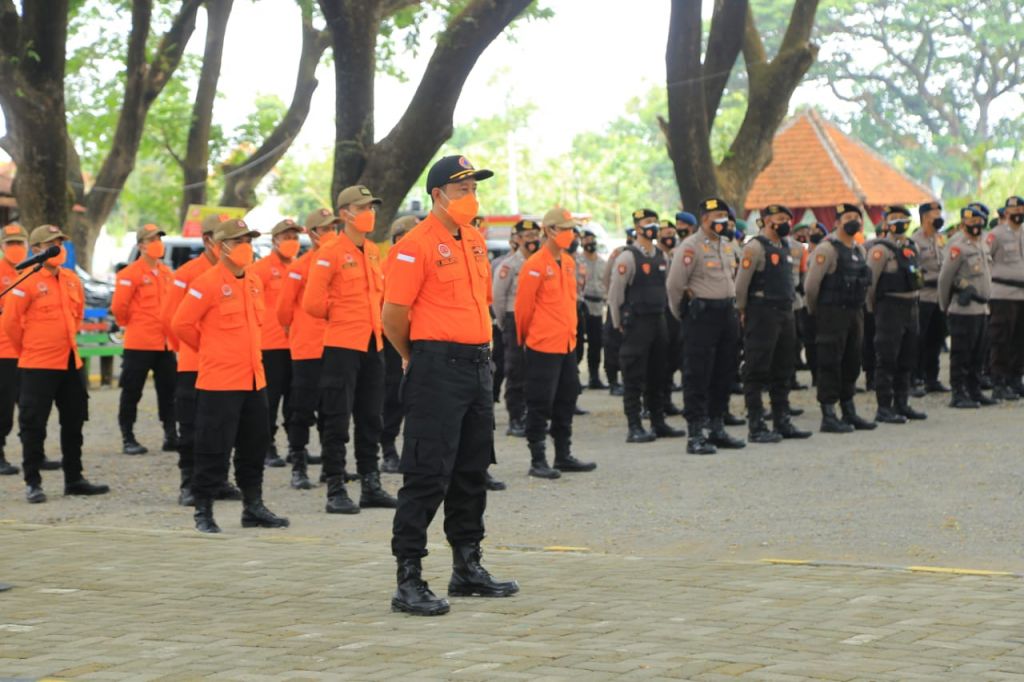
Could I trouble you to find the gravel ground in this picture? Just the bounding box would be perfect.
[2,361,1023,572]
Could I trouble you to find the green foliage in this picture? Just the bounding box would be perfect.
[273,151,334,219]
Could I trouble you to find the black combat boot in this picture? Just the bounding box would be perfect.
[193,497,220,533]
[178,471,195,506]
[820,403,854,433]
[305,449,323,466]
[1010,376,1024,397]
[970,387,998,406]
[686,420,716,455]
[240,487,290,528]
[39,457,62,471]
[265,443,286,468]
[626,416,656,443]
[663,400,682,416]
[909,380,927,398]
[215,481,243,500]
[289,448,313,490]
[747,406,782,444]
[707,417,744,450]
[121,426,147,456]
[992,380,1019,401]
[773,407,812,439]
[553,441,596,472]
[874,393,907,424]
[0,451,19,476]
[325,475,359,514]
[723,411,746,426]
[840,400,876,430]
[447,543,520,598]
[527,442,561,479]
[505,419,526,438]
[609,382,624,396]
[925,379,950,393]
[485,471,507,491]
[25,485,46,504]
[380,442,400,473]
[949,385,980,409]
[391,558,449,616]
[161,422,179,452]
[360,471,398,508]
[64,478,110,496]
[587,377,608,390]
[651,413,685,438]
[895,393,927,420]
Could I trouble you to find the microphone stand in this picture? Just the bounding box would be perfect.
[0,262,44,301]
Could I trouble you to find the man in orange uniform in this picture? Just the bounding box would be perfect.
[515,208,597,480]
[249,219,302,471]
[277,208,335,487]
[383,156,518,616]
[0,224,29,476]
[3,225,109,503]
[303,185,396,513]
[172,219,289,534]
[163,215,240,506]
[110,224,177,455]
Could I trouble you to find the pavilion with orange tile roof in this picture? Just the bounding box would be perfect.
[745,109,936,230]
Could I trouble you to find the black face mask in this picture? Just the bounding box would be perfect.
[967,223,984,237]
[566,240,579,255]
[890,220,910,235]
[640,226,658,241]
[659,236,677,250]
[1011,214,1024,226]
[810,233,824,245]
[676,229,689,241]
[711,219,729,235]
[775,221,791,238]
[625,238,634,246]
[796,236,808,244]
[932,217,945,230]
[523,240,540,254]
[583,242,597,253]
[842,220,862,236]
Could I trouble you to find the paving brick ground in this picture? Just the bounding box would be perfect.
[2,522,1024,680]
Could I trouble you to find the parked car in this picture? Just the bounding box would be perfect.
[75,265,115,309]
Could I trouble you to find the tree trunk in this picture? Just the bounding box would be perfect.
[219,6,329,209]
[348,0,535,240]
[0,0,70,230]
[180,0,234,223]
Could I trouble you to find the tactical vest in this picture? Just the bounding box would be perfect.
[874,240,923,298]
[819,241,871,308]
[748,236,795,306]
[623,246,667,316]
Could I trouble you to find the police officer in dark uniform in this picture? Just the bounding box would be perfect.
[866,206,927,423]
[734,205,812,442]
[804,204,876,433]
[606,209,685,443]
[665,198,745,454]
[656,220,683,416]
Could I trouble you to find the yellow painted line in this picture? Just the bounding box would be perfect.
[761,558,810,565]
[542,545,590,553]
[907,565,1016,577]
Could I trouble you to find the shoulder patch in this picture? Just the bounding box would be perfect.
[316,259,330,267]
[118,279,133,286]
[499,265,509,279]
[528,270,541,278]
[617,263,627,275]
[396,252,416,264]
[741,257,752,269]
[816,253,826,264]
[288,272,303,280]
[987,232,997,244]
[11,288,24,297]
[872,249,883,260]
[173,279,187,289]
[950,247,961,260]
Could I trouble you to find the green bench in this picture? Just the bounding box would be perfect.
[77,331,122,387]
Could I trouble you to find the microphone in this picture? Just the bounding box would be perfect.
[15,245,61,271]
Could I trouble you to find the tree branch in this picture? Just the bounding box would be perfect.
[702,0,747,129]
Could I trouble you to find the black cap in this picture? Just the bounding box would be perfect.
[631,208,659,223]
[835,203,861,218]
[884,205,911,218]
[1006,196,1024,208]
[966,201,990,217]
[513,219,540,233]
[425,155,494,194]
[675,211,696,226]
[918,200,942,216]
[698,197,730,216]
[763,204,793,219]
[961,206,985,221]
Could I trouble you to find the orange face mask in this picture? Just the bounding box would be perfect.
[226,242,253,269]
[3,243,26,264]
[441,191,479,226]
[351,210,375,234]
[277,239,300,259]
[47,245,67,268]
[144,240,165,260]
[554,230,576,250]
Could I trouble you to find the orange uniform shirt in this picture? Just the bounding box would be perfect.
[302,232,384,352]
[249,251,291,351]
[163,253,215,373]
[276,250,326,360]
[170,262,266,391]
[514,247,578,354]
[2,266,84,370]
[0,257,20,359]
[384,214,492,345]
[110,256,173,351]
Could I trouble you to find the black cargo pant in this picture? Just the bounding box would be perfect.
[815,305,863,404]
[286,357,324,455]
[381,339,405,451]
[796,307,817,379]
[193,389,269,500]
[662,307,683,404]
[174,371,198,488]
[916,300,945,384]
[501,313,526,424]
[949,313,986,393]
[583,309,604,383]
[873,297,919,401]
[392,341,494,560]
[19,353,88,488]
[988,300,1024,383]
[742,302,796,413]
[320,343,384,478]
[681,300,739,423]
[575,302,586,364]
[262,348,292,445]
[862,308,876,383]
[620,313,667,422]
[0,358,17,456]
[603,312,623,386]
[524,348,578,448]
[117,348,176,434]
[491,320,505,403]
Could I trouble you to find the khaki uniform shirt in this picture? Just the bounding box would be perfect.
[910,228,944,304]
[986,223,1024,301]
[492,250,525,329]
[938,236,991,315]
[665,231,737,320]
[577,253,607,317]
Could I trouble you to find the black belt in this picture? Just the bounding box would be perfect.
[694,297,735,310]
[412,340,491,363]
[583,295,605,303]
[922,281,938,289]
[748,297,792,311]
[879,296,917,304]
[992,277,1024,289]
